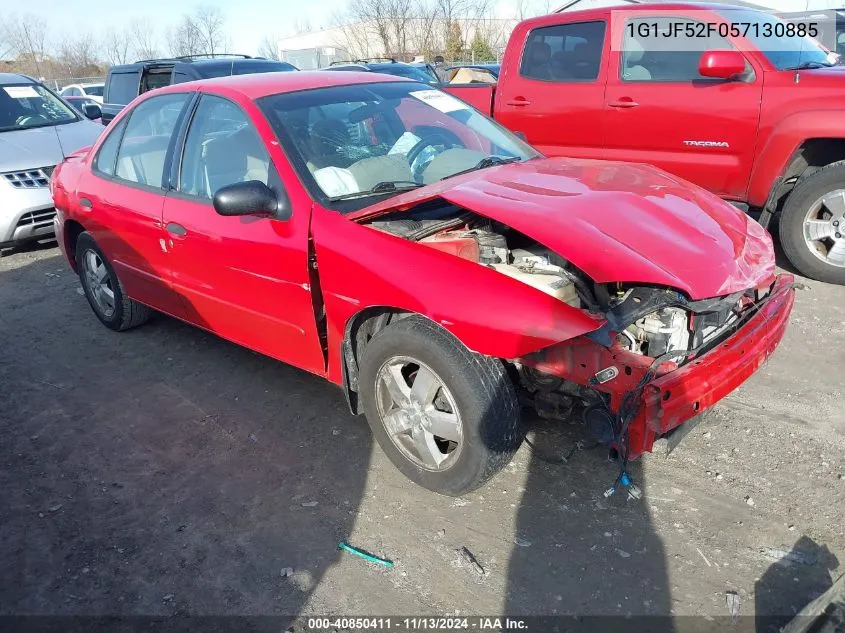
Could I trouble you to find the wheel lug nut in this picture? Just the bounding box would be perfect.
[834,220,840,227]
[837,232,843,238]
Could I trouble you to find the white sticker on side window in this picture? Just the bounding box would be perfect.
[410,90,467,114]
[4,86,39,99]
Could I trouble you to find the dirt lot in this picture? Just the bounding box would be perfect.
[1,241,844,630]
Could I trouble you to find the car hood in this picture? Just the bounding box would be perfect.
[0,120,101,173]
[352,157,775,300]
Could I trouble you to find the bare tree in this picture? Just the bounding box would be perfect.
[193,5,230,55]
[330,10,374,60]
[58,33,101,76]
[2,13,49,77]
[408,0,441,60]
[167,15,203,57]
[257,34,281,60]
[104,27,133,65]
[131,18,160,60]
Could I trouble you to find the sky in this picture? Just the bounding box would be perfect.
[15,0,519,57]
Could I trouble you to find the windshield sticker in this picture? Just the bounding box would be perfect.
[410,90,467,114]
[4,86,39,99]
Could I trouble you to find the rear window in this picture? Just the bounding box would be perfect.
[520,21,606,82]
[106,72,140,105]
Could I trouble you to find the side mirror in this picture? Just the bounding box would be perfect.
[213,180,292,220]
[513,131,528,142]
[81,103,102,120]
[698,50,746,80]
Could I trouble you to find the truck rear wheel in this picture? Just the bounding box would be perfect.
[779,161,845,285]
[357,315,524,496]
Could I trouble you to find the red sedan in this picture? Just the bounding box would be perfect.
[51,71,794,495]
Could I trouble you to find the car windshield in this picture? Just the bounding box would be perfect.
[0,83,79,132]
[85,85,104,97]
[258,81,539,211]
[719,9,833,69]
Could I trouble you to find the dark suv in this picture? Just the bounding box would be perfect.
[324,58,440,85]
[101,54,297,125]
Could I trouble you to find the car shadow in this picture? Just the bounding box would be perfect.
[0,251,371,625]
[503,409,674,627]
[755,536,839,633]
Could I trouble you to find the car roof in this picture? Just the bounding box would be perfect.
[0,73,35,84]
[524,1,760,23]
[155,70,408,100]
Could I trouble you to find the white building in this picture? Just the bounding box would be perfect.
[277,18,517,70]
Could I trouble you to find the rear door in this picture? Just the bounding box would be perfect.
[160,94,326,375]
[75,92,193,317]
[602,14,763,198]
[494,19,608,158]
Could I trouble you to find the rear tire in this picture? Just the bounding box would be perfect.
[358,315,523,496]
[779,161,845,285]
[75,231,151,331]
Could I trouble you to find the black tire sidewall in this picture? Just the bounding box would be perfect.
[358,316,522,496]
[75,232,126,331]
[779,164,845,285]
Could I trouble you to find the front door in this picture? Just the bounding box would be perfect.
[161,94,326,375]
[495,19,608,159]
[602,15,763,199]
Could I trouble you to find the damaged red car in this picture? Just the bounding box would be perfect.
[51,72,795,495]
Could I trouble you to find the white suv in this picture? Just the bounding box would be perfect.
[60,82,105,104]
[1,74,102,250]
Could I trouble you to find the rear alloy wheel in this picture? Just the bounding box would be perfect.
[358,315,523,496]
[780,162,845,285]
[75,231,151,331]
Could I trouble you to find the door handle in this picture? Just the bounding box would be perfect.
[608,98,639,108]
[505,98,531,106]
[166,222,187,236]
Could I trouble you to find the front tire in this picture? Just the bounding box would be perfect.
[75,232,151,331]
[358,315,523,496]
[779,161,845,285]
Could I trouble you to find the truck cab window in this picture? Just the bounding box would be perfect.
[520,21,606,82]
[622,18,735,82]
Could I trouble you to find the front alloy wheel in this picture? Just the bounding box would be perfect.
[375,356,463,471]
[358,315,524,496]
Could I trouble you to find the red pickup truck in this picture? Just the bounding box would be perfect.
[445,3,845,285]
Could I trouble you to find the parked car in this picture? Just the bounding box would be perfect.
[325,59,441,84]
[51,72,794,495]
[100,54,298,125]
[443,3,845,285]
[60,82,105,104]
[1,73,102,250]
[443,63,500,84]
[63,95,103,123]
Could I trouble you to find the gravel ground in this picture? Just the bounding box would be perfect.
[1,241,843,630]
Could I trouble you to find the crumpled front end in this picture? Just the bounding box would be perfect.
[518,274,795,459]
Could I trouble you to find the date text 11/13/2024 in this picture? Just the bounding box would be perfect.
[306,617,529,630]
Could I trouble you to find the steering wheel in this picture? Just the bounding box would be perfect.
[407,130,465,181]
[16,115,49,126]
[406,130,459,164]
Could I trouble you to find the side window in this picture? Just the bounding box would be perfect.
[67,87,80,97]
[105,72,140,105]
[622,18,734,82]
[520,21,606,82]
[115,93,189,188]
[179,95,271,200]
[94,118,128,176]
